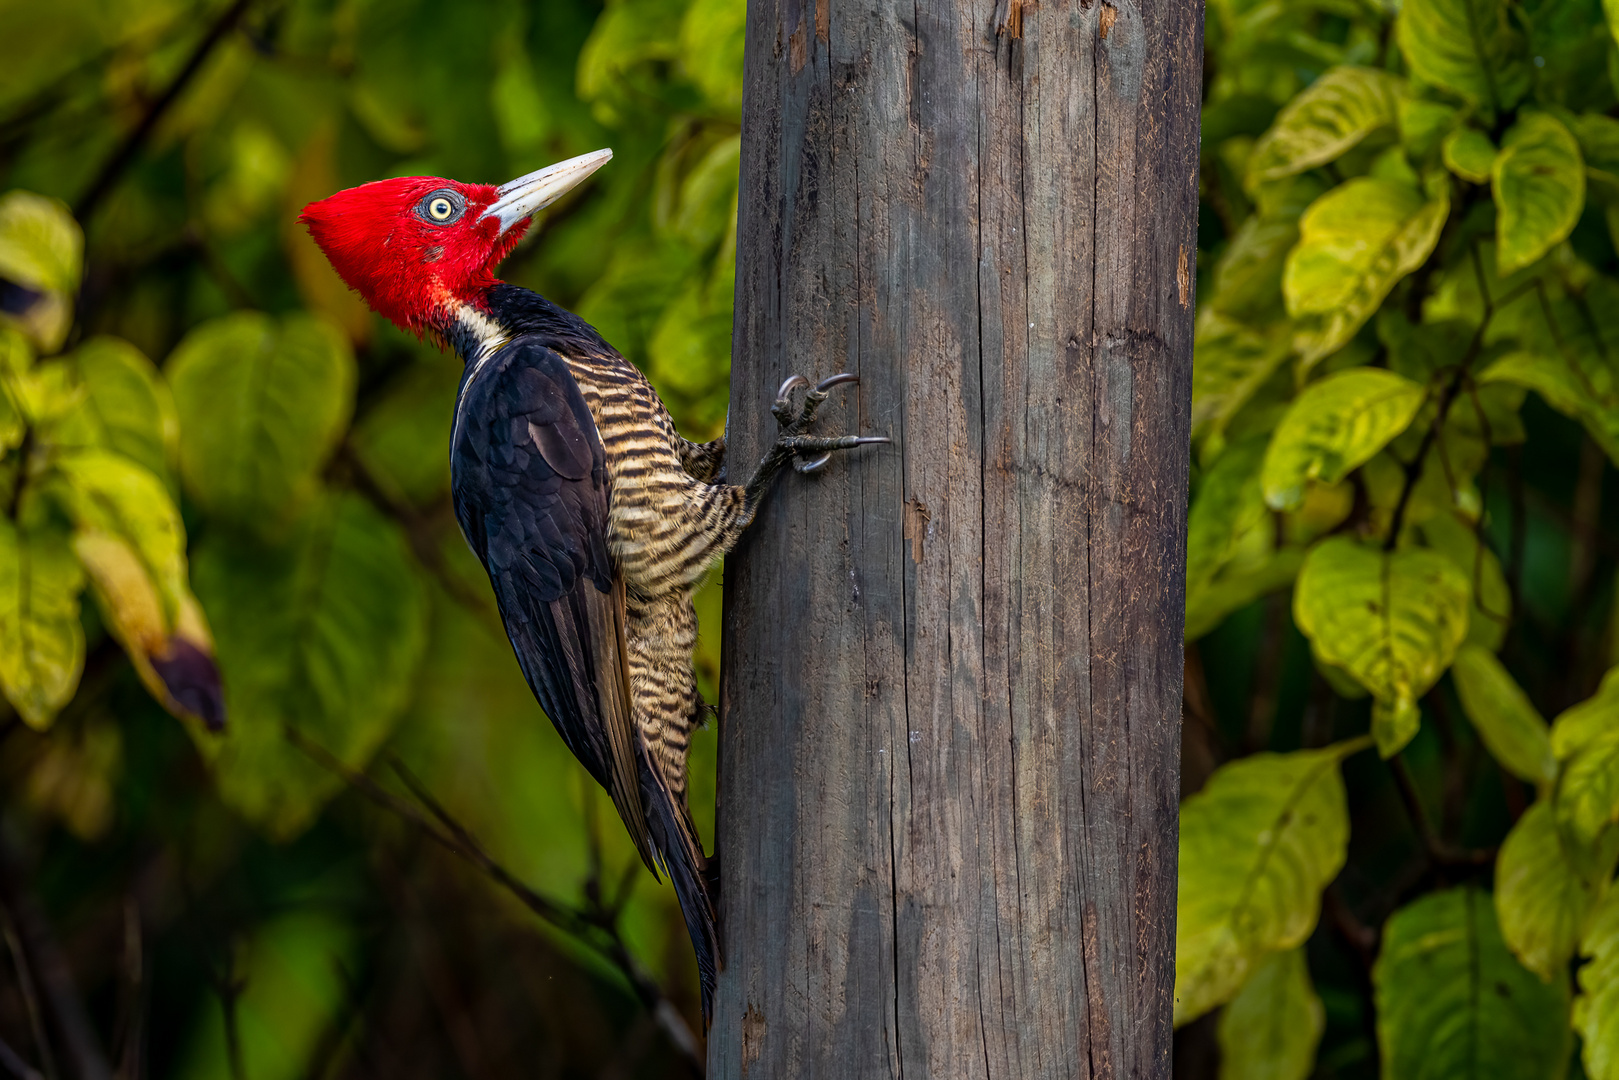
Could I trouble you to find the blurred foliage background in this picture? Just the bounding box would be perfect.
[9,0,1619,1075]
[0,0,742,1075]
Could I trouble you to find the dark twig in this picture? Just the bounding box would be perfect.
[0,1035,42,1080]
[1388,756,1496,868]
[74,0,256,221]
[283,730,704,1074]
[111,899,145,1080]
[0,838,108,1080]
[1,914,54,1080]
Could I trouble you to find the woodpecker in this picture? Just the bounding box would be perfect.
[300,149,884,1021]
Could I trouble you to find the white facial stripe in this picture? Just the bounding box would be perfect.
[449,302,510,453]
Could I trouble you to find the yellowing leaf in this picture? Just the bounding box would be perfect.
[167,312,356,533]
[1421,511,1512,651]
[1552,667,1619,761]
[1443,128,1498,183]
[1494,112,1585,275]
[1283,179,1449,366]
[1452,645,1555,785]
[1216,947,1324,1080]
[0,190,82,352]
[1396,0,1530,115]
[1577,885,1619,1080]
[1496,801,1610,981]
[1175,742,1360,1025]
[0,519,84,730]
[1192,309,1293,447]
[1558,730,1619,847]
[1294,538,1471,755]
[1245,67,1404,186]
[1376,887,1570,1080]
[71,336,179,489]
[1261,368,1426,511]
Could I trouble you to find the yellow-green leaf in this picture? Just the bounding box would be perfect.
[71,336,179,489]
[1294,538,1471,755]
[1576,885,1619,1080]
[0,190,82,353]
[1175,742,1360,1025]
[1452,644,1555,785]
[1396,0,1530,115]
[1558,730,1619,847]
[167,312,356,532]
[0,518,84,730]
[1376,887,1570,1080]
[1283,178,1449,366]
[1552,667,1619,760]
[1192,309,1294,447]
[1494,112,1586,276]
[1496,801,1610,981]
[1421,511,1513,651]
[1246,67,1405,187]
[1261,368,1426,511]
[1216,947,1324,1080]
[1443,128,1498,183]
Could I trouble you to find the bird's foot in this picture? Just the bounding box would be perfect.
[771,374,889,473]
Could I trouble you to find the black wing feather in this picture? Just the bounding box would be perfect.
[450,338,654,872]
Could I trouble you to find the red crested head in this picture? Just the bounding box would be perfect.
[299,149,613,334]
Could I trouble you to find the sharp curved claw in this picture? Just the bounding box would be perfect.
[851,436,890,446]
[815,373,860,394]
[777,375,811,400]
[794,453,834,474]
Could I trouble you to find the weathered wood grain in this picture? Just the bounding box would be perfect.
[711,0,1200,1072]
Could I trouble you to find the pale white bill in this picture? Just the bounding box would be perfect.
[482,148,613,233]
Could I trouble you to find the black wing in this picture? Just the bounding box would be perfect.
[450,337,654,871]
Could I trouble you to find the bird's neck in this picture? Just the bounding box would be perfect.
[435,281,616,367]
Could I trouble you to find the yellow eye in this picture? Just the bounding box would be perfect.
[428,196,454,221]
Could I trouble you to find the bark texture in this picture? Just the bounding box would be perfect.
[711,0,1201,1072]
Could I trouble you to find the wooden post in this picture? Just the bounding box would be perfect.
[712,0,1200,1071]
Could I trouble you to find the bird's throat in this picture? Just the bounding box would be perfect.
[441,298,510,367]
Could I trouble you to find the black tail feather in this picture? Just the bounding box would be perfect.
[642,769,720,1026]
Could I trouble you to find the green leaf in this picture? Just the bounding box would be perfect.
[1551,667,1619,761]
[1261,368,1427,511]
[167,312,356,532]
[1185,548,1306,641]
[191,493,427,839]
[70,336,178,489]
[1399,98,1461,159]
[1494,112,1586,275]
[1558,729,1619,847]
[1189,439,1270,589]
[1192,309,1294,447]
[1481,350,1619,464]
[48,450,185,613]
[1443,128,1498,183]
[1294,538,1471,755]
[349,354,460,508]
[1175,742,1360,1025]
[1576,885,1619,1080]
[0,189,81,352]
[1283,178,1449,366]
[1216,947,1324,1080]
[1245,67,1405,186]
[0,518,84,730]
[1396,0,1530,114]
[1496,801,1609,981]
[1452,644,1555,785]
[678,0,747,115]
[1211,215,1300,320]
[1376,887,1570,1080]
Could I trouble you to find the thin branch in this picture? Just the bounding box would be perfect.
[1,914,54,1080]
[0,836,108,1080]
[1387,756,1496,868]
[0,1035,42,1080]
[74,0,256,221]
[284,729,705,1074]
